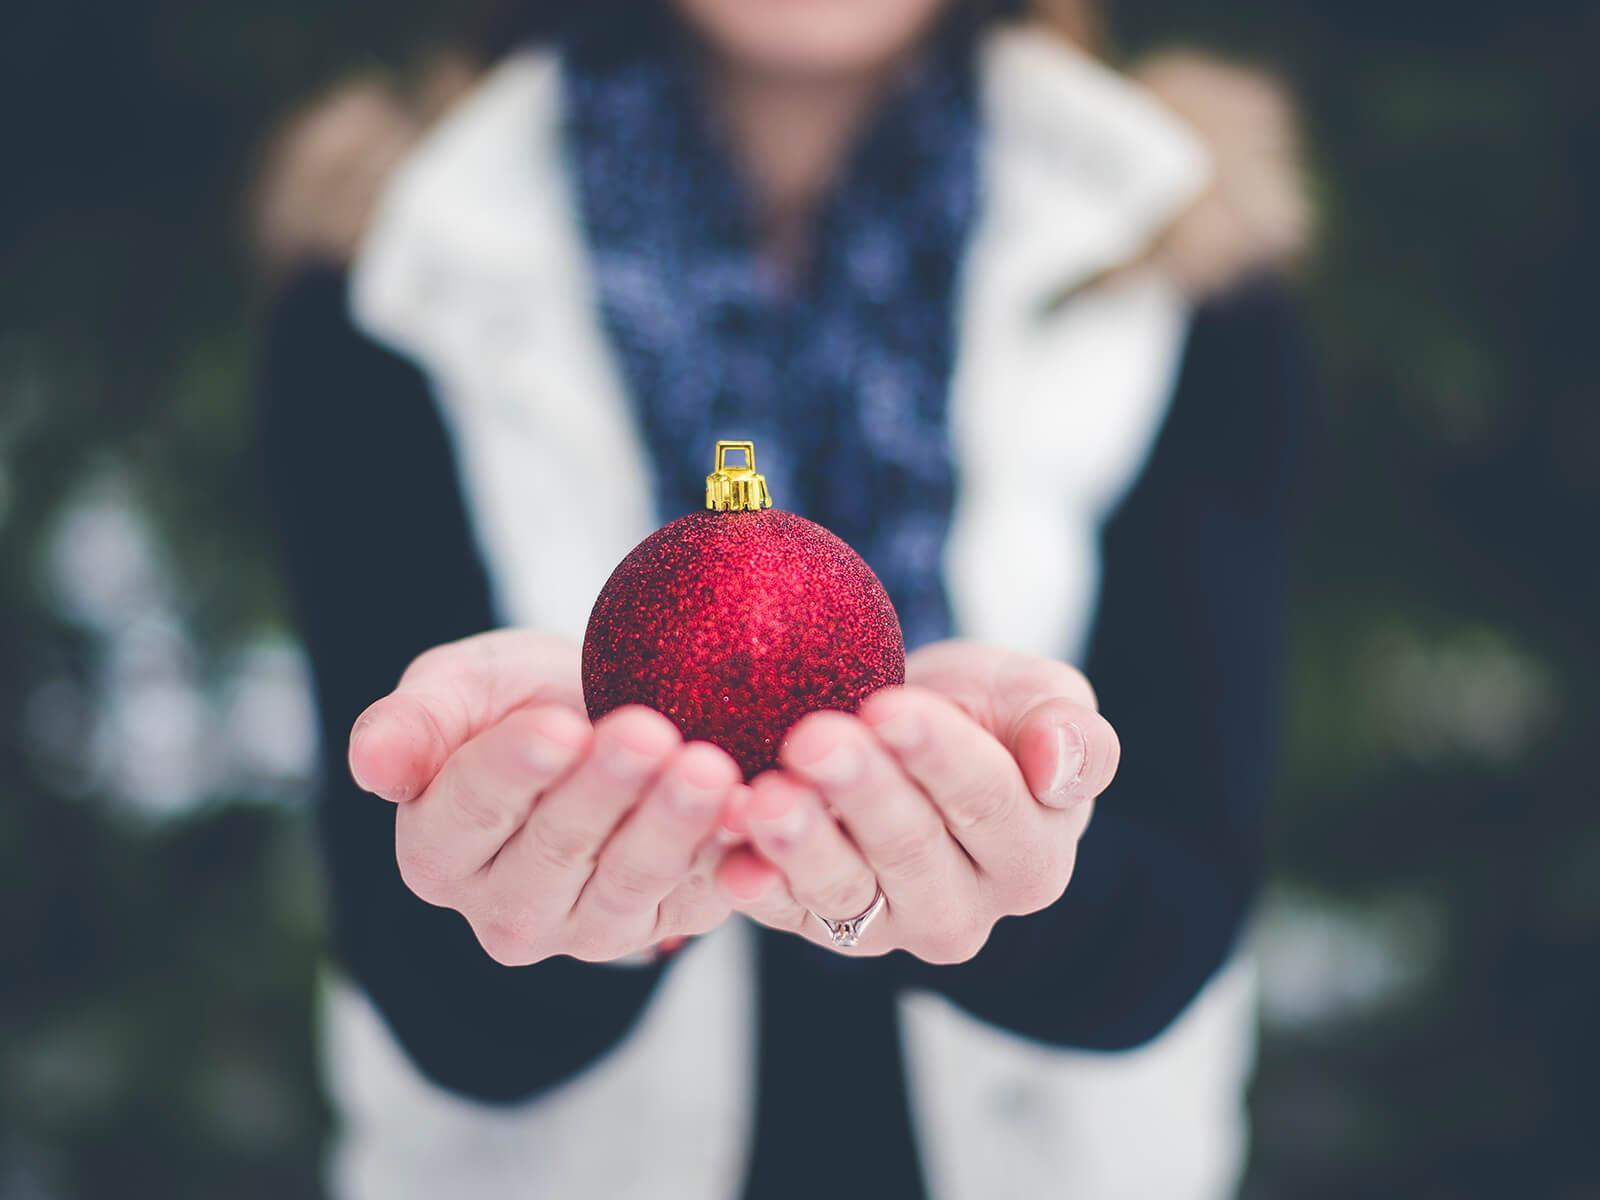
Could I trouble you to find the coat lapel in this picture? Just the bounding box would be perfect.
[946,30,1207,661]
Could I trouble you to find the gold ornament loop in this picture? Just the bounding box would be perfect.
[705,440,773,512]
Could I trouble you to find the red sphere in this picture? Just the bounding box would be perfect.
[582,509,905,779]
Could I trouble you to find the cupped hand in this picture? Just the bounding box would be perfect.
[716,640,1120,963]
[347,630,744,966]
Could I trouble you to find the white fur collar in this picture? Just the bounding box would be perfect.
[972,28,1209,310]
[352,27,1210,355]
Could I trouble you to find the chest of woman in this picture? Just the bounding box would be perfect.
[350,39,1207,663]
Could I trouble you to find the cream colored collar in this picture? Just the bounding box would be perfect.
[257,27,1310,300]
[349,27,1212,316]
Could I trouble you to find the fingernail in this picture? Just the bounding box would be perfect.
[348,711,399,799]
[1046,722,1087,805]
[750,789,808,846]
[525,729,579,773]
[599,740,657,781]
[352,708,382,741]
[669,774,723,817]
[349,709,386,765]
[867,704,923,752]
[791,741,861,786]
[719,786,751,839]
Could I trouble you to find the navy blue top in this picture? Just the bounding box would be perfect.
[259,266,1306,1197]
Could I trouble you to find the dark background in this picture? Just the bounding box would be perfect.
[2,1,1596,1196]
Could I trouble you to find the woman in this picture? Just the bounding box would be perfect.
[256,1,1310,1196]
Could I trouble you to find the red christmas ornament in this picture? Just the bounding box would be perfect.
[583,440,905,779]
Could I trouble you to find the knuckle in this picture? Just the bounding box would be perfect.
[590,862,672,917]
[610,858,675,901]
[1059,665,1097,710]
[1011,661,1096,713]
[1006,846,1076,915]
[954,927,991,963]
[661,871,713,915]
[584,887,638,920]
[947,778,1015,834]
[875,825,945,879]
[921,922,989,965]
[525,819,596,875]
[566,929,632,963]
[1009,874,1061,916]
[473,913,539,966]
[404,635,486,684]
[395,846,455,904]
[449,776,517,836]
[814,871,875,919]
[661,890,726,938]
[412,645,451,679]
[399,645,447,685]
[1029,661,1096,710]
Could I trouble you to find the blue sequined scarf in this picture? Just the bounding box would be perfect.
[563,29,979,651]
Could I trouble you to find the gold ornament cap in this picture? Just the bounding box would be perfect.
[705,440,772,512]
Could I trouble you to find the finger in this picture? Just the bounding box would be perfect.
[658,872,735,940]
[658,783,751,937]
[857,686,1042,863]
[905,642,1097,732]
[394,704,589,901]
[1007,700,1120,810]
[779,712,974,915]
[714,848,855,952]
[716,782,752,844]
[717,846,892,956]
[659,800,747,940]
[350,630,583,802]
[744,773,879,924]
[487,706,681,915]
[904,643,1115,808]
[695,780,752,876]
[577,742,740,926]
[716,845,788,907]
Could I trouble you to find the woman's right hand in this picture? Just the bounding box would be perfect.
[347,630,743,966]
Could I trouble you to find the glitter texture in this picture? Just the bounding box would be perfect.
[582,510,906,779]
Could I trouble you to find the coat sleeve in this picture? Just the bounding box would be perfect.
[256,268,671,1103]
[888,283,1309,1048]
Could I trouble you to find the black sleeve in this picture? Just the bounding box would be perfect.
[890,283,1308,1048]
[257,269,669,1103]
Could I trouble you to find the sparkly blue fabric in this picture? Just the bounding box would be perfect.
[562,34,980,651]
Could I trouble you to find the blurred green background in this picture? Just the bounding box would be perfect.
[2,1,1596,1196]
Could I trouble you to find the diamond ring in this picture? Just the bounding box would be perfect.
[810,885,886,949]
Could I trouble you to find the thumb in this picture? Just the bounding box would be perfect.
[1006,698,1120,809]
[348,630,583,802]
[907,642,1117,808]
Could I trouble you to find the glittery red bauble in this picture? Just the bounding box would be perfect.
[582,509,905,779]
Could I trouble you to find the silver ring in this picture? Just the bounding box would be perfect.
[810,885,886,949]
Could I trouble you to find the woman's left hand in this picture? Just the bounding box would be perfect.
[715,641,1120,963]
